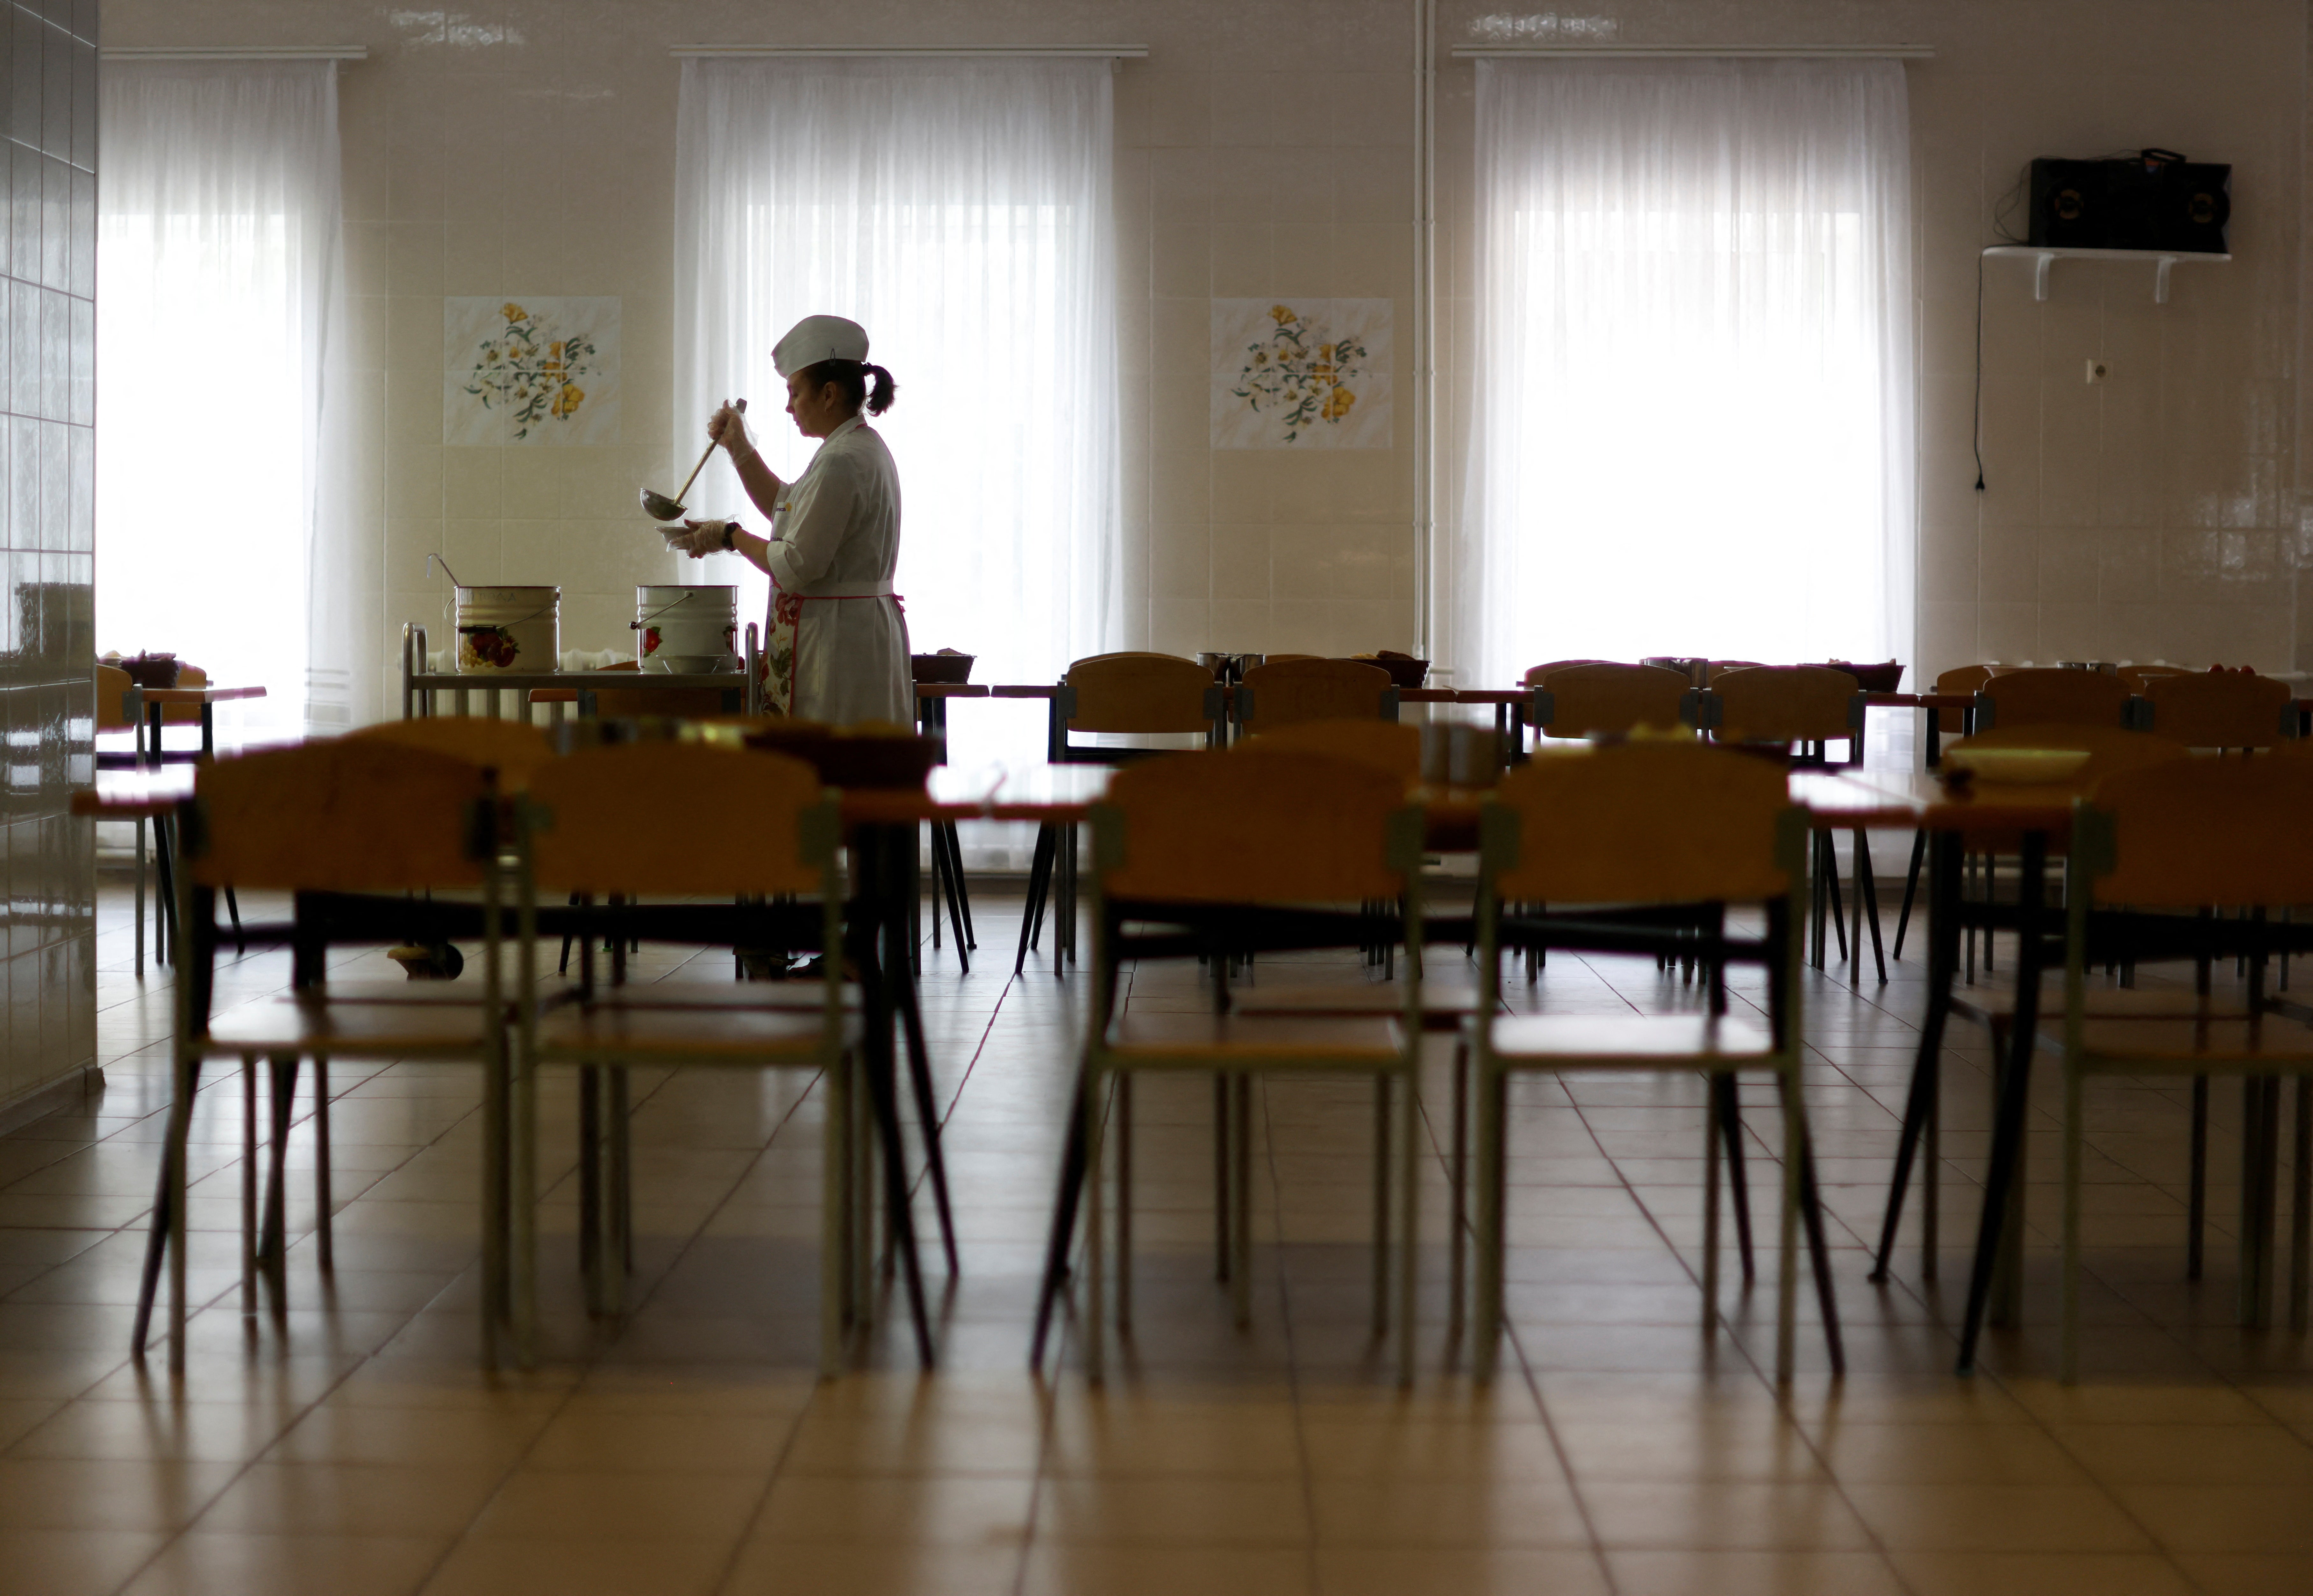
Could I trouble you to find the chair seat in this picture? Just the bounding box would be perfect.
[2051,1015,2313,1069]
[1105,1012,1403,1064]
[203,993,497,1056]
[1482,1012,1777,1066]
[1956,984,2255,1027]
[1234,982,1489,1032]
[555,980,863,1012]
[532,995,857,1063]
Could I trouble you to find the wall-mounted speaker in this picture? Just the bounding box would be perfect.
[2027,151,2230,253]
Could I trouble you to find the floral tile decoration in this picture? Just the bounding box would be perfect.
[442,296,622,446]
[1210,298,1392,449]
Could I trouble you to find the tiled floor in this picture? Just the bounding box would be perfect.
[0,870,2307,1594]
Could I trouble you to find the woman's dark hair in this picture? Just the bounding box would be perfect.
[797,358,897,417]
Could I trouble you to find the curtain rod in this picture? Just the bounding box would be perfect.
[672,46,1148,59]
[102,46,371,61]
[1453,45,1932,60]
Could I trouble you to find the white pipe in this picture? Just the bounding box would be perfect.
[671,46,1149,59]
[102,46,370,61]
[1452,45,1933,59]
[1412,0,1437,661]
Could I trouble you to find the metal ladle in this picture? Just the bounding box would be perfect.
[640,398,746,523]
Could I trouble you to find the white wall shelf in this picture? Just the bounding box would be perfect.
[1982,245,2229,305]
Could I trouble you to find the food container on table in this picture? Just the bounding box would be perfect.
[1824,660,1907,692]
[911,650,976,684]
[1344,652,1430,689]
[455,586,560,673]
[634,585,739,674]
[116,651,181,689]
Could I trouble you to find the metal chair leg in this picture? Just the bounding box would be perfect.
[1890,828,1926,960]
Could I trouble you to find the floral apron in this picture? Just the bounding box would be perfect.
[761,581,902,717]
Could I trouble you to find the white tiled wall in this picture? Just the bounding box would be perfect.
[103,0,2313,707]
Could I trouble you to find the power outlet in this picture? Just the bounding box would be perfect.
[2085,359,2111,384]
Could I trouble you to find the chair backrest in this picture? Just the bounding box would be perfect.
[189,740,489,892]
[1098,749,1413,904]
[583,660,731,720]
[347,717,558,788]
[1530,662,1690,738]
[2081,756,2313,908]
[1521,658,1610,687]
[95,664,134,733]
[525,743,828,897]
[1239,719,1420,784]
[1062,653,1219,736]
[1706,666,1858,745]
[1944,723,2188,784]
[1933,664,1993,734]
[2136,672,2294,750]
[2116,663,2194,693]
[161,663,208,726]
[1485,742,1795,906]
[1975,667,2131,731]
[1236,658,1395,732]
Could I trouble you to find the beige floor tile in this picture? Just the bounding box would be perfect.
[1886,1550,2198,1596]
[1308,1474,1591,1548]
[2173,1553,2313,1594]
[1313,1546,1611,1596]
[265,1401,552,1469]
[1020,1543,1312,1596]
[0,1528,169,1596]
[1810,1420,2090,1485]
[467,1469,767,1542]
[417,1533,736,1596]
[2108,1484,2313,1554]
[0,1457,239,1532]
[2050,1421,2313,1484]
[5,1399,295,1464]
[2002,1380,2275,1426]
[717,1539,1021,1595]
[1046,1398,1301,1477]
[1036,1474,1310,1546]
[194,1462,507,1537]
[1605,1549,1910,1596]
[1552,1413,1826,1482]
[1839,1483,2153,1553]
[524,1408,789,1475]
[1579,1482,1876,1550]
[752,1472,1035,1547]
[119,1531,450,1596]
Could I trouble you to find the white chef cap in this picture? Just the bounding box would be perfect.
[772,314,870,377]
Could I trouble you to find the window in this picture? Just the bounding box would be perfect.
[1449,59,1914,685]
[97,61,349,738]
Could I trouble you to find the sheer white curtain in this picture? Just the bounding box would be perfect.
[97,62,354,738]
[1448,59,1914,686]
[674,57,1119,819]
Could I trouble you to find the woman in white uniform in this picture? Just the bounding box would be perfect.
[665,314,913,726]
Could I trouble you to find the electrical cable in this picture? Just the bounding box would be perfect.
[1972,250,1986,491]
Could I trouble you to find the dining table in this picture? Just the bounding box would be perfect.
[134,683,268,764]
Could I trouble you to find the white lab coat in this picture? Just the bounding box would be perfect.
[763,414,912,726]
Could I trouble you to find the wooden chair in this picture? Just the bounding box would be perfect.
[511,741,895,1376]
[580,659,731,719]
[1974,667,2133,732]
[1233,658,1397,735]
[1470,741,1836,1383]
[1867,724,2197,1285]
[1701,666,1882,980]
[96,664,162,972]
[1523,658,1610,685]
[2116,663,2196,694]
[347,715,559,786]
[2135,672,2295,751]
[1931,663,1993,740]
[1238,719,1420,783]
[138,740,513,1374]
[1017,653,1228,976]
[1526,662,1695,741]
[2056,756,2313,1378]
[1049,749,1426,1382]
